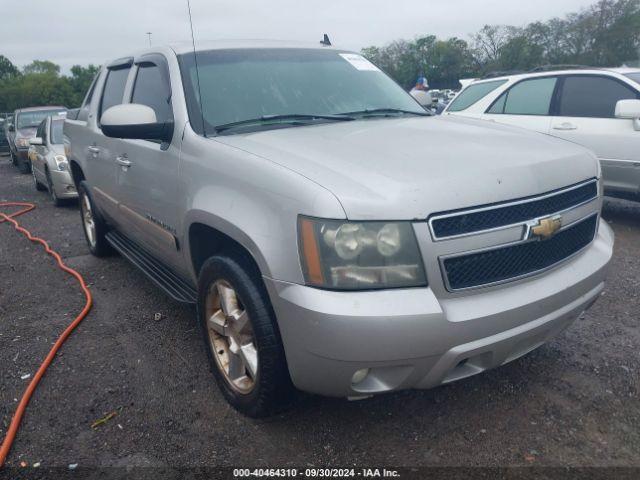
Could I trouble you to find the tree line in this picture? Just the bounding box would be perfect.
[362,0,640,90]
[0,58,98,113]
[0,0,638,111]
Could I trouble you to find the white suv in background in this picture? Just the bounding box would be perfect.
[443,68,640,201]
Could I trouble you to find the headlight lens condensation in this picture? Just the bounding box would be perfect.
[298,217,427,290]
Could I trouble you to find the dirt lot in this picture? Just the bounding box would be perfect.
[1,155,639,473]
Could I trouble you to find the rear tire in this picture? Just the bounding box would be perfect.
[78,180,112,257]
[197,254,295,417]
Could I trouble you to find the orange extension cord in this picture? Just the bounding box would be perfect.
[0,202,93,468]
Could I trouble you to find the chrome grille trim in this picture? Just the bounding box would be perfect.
[439,213,599,292]
[428,178,599,241]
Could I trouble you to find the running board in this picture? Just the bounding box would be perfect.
[105,230,197,304]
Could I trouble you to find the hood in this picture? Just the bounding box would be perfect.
[216,115,598,220]
[16,128,37,139]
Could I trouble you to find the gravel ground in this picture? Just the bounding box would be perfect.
[1,155,639,473]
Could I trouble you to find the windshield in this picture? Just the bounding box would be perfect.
[447,80,508,112]
[178,48,425,135]
[17,109,66,129]
[624,72,640,86]
[50,120,64,144]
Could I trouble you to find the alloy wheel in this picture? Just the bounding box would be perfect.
[80,192,97,248]
[205,280,258,394]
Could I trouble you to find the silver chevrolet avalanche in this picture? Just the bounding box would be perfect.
[64,41,614,417]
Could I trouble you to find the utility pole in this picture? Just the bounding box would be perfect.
[146,32,152,47]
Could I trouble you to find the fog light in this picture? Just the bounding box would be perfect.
[351,368,370,385]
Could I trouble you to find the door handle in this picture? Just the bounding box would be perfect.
[88,146,100,154]
[553,122,578,131]
[116,155,132,168]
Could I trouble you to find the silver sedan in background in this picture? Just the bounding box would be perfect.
[29,116,77,205]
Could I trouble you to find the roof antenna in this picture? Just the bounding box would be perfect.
[187,0,206,137]
[320,34,331,46]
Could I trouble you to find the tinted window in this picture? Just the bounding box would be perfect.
[78,72,101,121]
[489,77,557,115]
[36,120,46,141]
[100,67,130,118]
[131,64,172,123]
[447,80,508,112]
[559,76,638,118]
[50,120,64,144]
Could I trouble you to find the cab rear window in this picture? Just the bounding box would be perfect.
[447,80,507,112]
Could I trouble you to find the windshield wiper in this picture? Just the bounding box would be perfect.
[213,114,355,134]
[340,108,431,117]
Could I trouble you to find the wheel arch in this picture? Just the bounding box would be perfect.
[186,211,271,282]
[69,160,85,188]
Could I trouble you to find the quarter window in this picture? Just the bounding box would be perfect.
[488,77,557,116]
[447,80,507,112]
[100,67,131,119]
[558,76,638,118]
[131,63,172,123]
[78,72,101,122]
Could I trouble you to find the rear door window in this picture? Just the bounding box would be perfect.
[447,80,507,112]
[558,75,639,118]
[99,67,131,119]
[488,77,557,116]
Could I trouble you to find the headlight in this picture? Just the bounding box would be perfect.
[54,154,68,171]
[17,138,30,147]
[298,217,427,290]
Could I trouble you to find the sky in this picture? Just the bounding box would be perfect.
[2,0,597,73]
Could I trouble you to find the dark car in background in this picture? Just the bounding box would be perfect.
[9,106,67,173]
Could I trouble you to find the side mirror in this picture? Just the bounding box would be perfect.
[101,104,173,142]
[411,90,434,108]
[615,99,640,130]
[8,124,15,132]
[29,137,43,146]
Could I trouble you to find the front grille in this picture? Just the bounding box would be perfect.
[443,214,598,291]
[430,180,598,239]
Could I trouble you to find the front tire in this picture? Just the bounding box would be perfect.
[78,180,112,256]
[16,154,30,174]
[197,254,294,417]
[46,169,65,206]
[32,164,46,191]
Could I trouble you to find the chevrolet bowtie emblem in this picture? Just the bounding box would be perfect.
[531,216,562,240]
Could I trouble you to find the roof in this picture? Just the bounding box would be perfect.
[473,67,640,84]
[169,39,343,55]
[609,67,640,74]
[15,106,66,114]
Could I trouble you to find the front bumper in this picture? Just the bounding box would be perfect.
[265,220,614,397]
[49,169,78,198]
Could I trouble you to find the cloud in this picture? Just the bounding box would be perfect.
[2,0,596,72]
